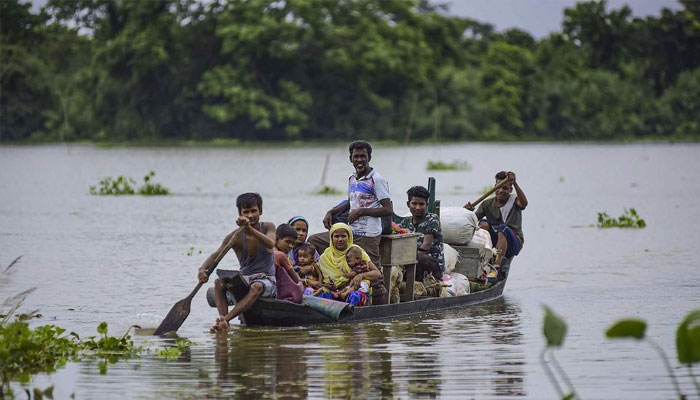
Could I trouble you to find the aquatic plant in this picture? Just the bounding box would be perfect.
[0,257,173,397]
[540,306,578,400]
[314,185,343,195]
[90,171,170,196]
[597,208,646,228]
[90,176,136,195]
[540,306,700,399]
[0,318,143,395]
[156,339,196,361]
[186,246,202,256]
[605,319,685,398]
[138,171,170,195]
[426,160,471,171]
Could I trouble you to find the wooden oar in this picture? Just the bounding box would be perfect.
[153,228,243,335]
[463,177,512,209]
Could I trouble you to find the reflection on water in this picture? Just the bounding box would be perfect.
[171,297,527,399]
[3,143,698,398]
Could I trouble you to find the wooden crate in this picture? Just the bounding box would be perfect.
[450,243,488,280]
[379,233,419,266]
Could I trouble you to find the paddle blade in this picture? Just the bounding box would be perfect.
[153,297,192,335]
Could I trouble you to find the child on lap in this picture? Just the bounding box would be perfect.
[340,246,371,306]
[294,243,324,296]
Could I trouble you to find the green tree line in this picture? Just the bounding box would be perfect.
[1,0,698,142]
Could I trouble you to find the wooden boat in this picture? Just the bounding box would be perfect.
[205,176,509,327]
[207,269,507,327]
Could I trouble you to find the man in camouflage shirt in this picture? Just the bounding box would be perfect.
[399,186,444,280]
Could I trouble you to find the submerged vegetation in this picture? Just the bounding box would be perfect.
[426,160,471,171]
[2,0,699,143]
[541,306,700,399]
[0,256,190,397]
[597,208,646,228]
[90,171,170,196]
[314,185,344,195]
[90,176,136,195]
[0,319,139,395]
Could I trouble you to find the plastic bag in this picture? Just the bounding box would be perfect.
[442,272,470,297]
[440,207,479,245]
[443,243,460,274]
[470,228,497,265]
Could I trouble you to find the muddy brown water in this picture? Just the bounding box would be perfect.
[1,143,698,399]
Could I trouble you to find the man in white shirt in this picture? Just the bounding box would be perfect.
[309,140,393,282]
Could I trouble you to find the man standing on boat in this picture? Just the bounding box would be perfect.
[465,171,527,280]
[309,140,393,271]
[199,192,277,332]
[399,185,445,280]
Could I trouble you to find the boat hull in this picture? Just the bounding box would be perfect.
[219,271,506,327]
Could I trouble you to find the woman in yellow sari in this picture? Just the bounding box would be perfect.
[318,223,384,305]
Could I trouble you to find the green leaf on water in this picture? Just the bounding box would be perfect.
[677,309,700,364]
[543,306,567,347]
[98,360,107,375]
[606,319,646,339]
[97,321,108,335]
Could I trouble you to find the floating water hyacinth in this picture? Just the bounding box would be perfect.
[426,160,471,171]
[597,208,646,228]
[90,171,170,196]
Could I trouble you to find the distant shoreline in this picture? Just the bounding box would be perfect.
[1,137,698,148]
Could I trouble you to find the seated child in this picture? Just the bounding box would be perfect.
[340,246,372,306]
[295,243,324,296]
[273,224,303,303]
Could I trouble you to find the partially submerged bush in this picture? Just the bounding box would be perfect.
[597,208,646,228]
[314,185,343,195]
[426,160,471,171]
[90,171,169,196]
[90,176,136,195]
[0,320,140,395]
[138,171,170,195]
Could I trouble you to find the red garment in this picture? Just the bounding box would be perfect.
[274,250,303,303]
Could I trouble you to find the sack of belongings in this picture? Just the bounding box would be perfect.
[440,207,479,245]
[442,272,470,297]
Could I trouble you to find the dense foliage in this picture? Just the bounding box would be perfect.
[1,0,698,142]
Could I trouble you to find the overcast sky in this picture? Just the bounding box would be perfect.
[445,0,681,38]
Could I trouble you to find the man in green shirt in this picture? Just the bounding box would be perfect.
[465,171,528,279]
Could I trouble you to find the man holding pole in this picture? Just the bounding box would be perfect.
[464,171,527,279]
[199,192,277,332]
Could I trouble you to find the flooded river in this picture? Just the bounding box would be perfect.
[1,143,698,399]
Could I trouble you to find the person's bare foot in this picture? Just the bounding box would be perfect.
[210,316,229,333]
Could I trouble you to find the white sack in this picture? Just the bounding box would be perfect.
[443,243,460,274]
[469,228,497,268]
[440,207,479,245]
[443,272,470,297]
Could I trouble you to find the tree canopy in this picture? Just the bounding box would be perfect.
[1,0,698,142]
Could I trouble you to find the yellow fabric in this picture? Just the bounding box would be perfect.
[318,223,370,288]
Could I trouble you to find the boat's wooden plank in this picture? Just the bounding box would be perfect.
[220,268,506,327]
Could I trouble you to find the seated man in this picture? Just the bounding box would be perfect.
[465,171,527,279]
[198,192,277,332]
[398,186,444,280]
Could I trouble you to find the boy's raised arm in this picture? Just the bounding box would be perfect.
[246,221,276,250]
[509,171,528,209]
